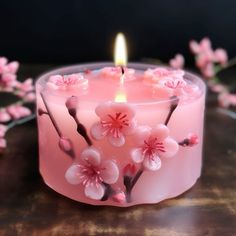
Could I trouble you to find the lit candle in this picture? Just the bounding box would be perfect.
[36,33,206,206]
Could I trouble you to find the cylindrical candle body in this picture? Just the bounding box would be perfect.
[36,63,206,207]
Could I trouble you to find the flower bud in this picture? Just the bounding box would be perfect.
[112,191,126,204]
[188,133,199,146]
[123,163,136,177]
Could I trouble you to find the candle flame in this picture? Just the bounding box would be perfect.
[114,89,127,102]
[114,33,127,66]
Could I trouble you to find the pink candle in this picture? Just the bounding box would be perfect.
[36,62,206,207]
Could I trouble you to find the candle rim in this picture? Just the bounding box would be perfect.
[35,62,206,106]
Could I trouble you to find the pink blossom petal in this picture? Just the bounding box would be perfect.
[151,124,169,141]
[169,54,185,69]
[95,102,112,118]
[132,125,151,146]
[90,122,106,140]
[200,38,212,51]
[0,110,11,122]
[110,102,135,119]
[189,40,200,54]
[161,138,179,158]
[108,134,125,147]
[7,61,19,74]
[0,125,7,138]
[131,148,144,163]
[84,183,105,200]
[214,48,228,65]
[80,147,101,166]
[100,160,119,184]
[65,165,82,185]
[152,84,173,98]
[122,119,136,135]
[143,155,161,171]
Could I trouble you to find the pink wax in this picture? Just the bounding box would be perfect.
[36,63,206,207]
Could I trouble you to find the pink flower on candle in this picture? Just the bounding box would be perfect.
[0,109,11,122]
[169,54,185,69]
[144,68,185,84]
[65,147,119,200]
[7,105,31,120]
[91,102,136,147]
[101,67,135,80]
[47,73,88,90]
[130,125,179,171]
[144,68,190,98]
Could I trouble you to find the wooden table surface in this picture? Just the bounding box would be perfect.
[0,65,236,236]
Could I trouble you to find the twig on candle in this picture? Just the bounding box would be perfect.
[124,168,144,203]
[40,92,75,159]
[178,133,199,147]
[101,182,116,201]
[164,96,179,126]
[40,92,62,137]
[65,96,92,146]
[38,108,48,116]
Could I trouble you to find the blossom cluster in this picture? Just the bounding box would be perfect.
[168,38,236,109]
[0,57,35,153]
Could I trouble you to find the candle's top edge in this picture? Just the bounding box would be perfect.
[35,62,206,105]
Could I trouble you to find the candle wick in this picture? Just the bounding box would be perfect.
[121,66,125,75]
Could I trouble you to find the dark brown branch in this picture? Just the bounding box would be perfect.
[164,96,179,126]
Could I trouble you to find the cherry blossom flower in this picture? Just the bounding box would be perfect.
[189,38,228,78]
[143,68,191,98]
[47,73,88,90]
[189,38,212,54]
[65,147,119,200]
[101,67,135,80]
[169,54,185,69]
[208,82,228,93]
[7,105,31,120]
[218,92,236,108]
[0,73,17,90]
[214,49,228,65]
[91,102,136,147]
[0,109,11,122]
[144,68,185,84]
[130,125,179,171]
[0,57,8,73]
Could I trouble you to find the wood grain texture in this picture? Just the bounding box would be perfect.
[0,65,235,236]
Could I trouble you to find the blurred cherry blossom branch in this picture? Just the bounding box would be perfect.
[0,57,35,154]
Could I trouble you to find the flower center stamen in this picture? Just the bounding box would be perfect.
[79,164,103,187]
[101,112,129,138]
[143,137,165,159]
